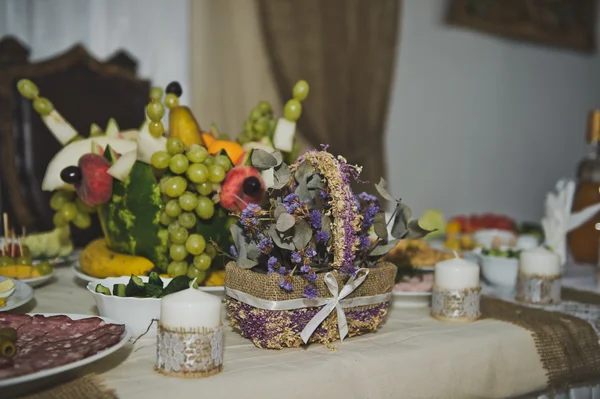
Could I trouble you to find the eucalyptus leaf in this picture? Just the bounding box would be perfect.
[322,215,332,234]
[369,238,400,256]
[230,224,242,249]
[276,213,296,232]
[373,212,388,241]
[272,163,291,189]
[292,220,312,249]
[406,219,435,239]
[374,178,398,203]
[390,203,413,239]
[251,149,278,170]
[236,257,258,269]
[306,175,325,190]
[272,151,283,167]
[295,180,312,202]
[269,224,295,250]
[274,204,287,220]
[247,242,261,261]
[295,161,315,185]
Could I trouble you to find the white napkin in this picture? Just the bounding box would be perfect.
[541,179,600,266]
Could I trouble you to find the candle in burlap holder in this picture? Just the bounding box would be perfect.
[155,283,223,378]
[516,247,561,305]
[431,253,481,323]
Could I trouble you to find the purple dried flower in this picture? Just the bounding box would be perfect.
[240,203,261,229]
[300,264,310,273]
[359,235,371,249]
[309,210,322,230]
[307,272,318,282]
[283,193,299,205]
[316,230,329,244]
[277,267,287,276]
[257,236,273,253]
[285,202,300,214]
[358,192,378,203]
[362,204,380,230]
[230,245,238,257]
[319,190,330,201]
[279,278,293,292]
[306,247,317,258]
[291,251,302,264]
[303,284,318,299]
[267,256,278,274]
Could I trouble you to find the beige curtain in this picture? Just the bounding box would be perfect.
[190,0,281,138]
[257,0,402,191]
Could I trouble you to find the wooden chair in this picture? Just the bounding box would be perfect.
[0,36,150,247]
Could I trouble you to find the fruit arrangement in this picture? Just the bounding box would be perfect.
[23,226,73,260]
[446,213,517,234]
[17,78,306,284]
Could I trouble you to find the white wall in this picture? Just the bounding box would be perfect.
[386,0,600,222]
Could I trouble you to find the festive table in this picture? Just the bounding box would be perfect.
[5,265,563,399]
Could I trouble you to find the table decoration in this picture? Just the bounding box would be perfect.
[431,253,481,322]
[15,78,305,285]
[224,146,430,349]
[516,247,561,305]
[156,280,223,377]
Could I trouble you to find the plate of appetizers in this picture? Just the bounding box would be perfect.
[0,277,34,312]
[0,313,130,387]
[392,273,433,308]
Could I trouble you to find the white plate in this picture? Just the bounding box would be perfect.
[72,263,96,283]
[0,313,131,387]
[19,270,55,288]
[0,277,34,311]
[392,290,432,308]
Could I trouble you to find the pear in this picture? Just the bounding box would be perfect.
[169,106,203,147]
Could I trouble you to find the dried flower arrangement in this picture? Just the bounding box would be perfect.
[223,146,430,349]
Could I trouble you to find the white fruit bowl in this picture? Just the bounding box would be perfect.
[480,255,519,290]
[474,229,516,248]
[87,276,224,338]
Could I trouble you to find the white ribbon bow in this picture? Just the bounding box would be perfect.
[299,268,369,344]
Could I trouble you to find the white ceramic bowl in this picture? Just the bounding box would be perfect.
[474,229,516,248]
[87,276,224,338]
[480,255,519,290]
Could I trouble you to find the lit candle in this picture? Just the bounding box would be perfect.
[434,253,480,290]
[519,247,560,276]
[160,286,222,329]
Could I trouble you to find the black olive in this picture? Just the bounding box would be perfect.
[165,81,183,98]
[60,166,82,184]
[243,177,262,196]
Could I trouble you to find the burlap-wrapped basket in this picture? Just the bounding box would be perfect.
[225,261,397,349]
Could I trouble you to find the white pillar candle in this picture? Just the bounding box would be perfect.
[434,253,480,290]
[160,286,222,330]
[519,247,560,276]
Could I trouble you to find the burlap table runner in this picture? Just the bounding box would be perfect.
[562,286,600,305]
[482,294,600,392]
[15,374,117,399]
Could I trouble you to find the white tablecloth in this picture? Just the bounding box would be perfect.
[5,266,554,399]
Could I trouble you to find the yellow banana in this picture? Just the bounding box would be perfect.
[80,239,154,278]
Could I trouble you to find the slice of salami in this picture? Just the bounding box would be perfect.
[0,356,13,370]
[0,314,31,330]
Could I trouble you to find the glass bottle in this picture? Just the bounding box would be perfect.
[567,110,600,264]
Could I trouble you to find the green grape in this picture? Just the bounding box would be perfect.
[208,165,226,183]
[59,203,77,222]
[196,183,213,196]
[185,234,206,256]
[169,154,189,175]
[293,80,310,102]
[0,256,10,266]
[36,261,53,276]
[150,87,164,101]
[258,100,272,114]
[50,191,71,211]
[193,253,211,271]
[53,212,68,227]
[195,196,215,220]
[203,156,214,166]
[243,121,253,134]
[214,155,231,172]
[178,211,197,229]
[169,244,188,261]
[268,119,277,134]
[148,121,164,138]
[159,177,169,194]
[204,244,217,260]
[186,267,206,282]
[165,200,182,218]
[186,163,209,184]
[16,256,31,265]
[167,261,188,277]
[186,145,208,163]
[147,101,165,121]
[17,79,39,99]
[33,97,54,116]
[73,212,91,229]
[250,108,262,121]
[168,221,181,235]
[165,93,179,109]
[166,137,185,155]
[159,211,174,226]
[151,151,171,169]
[170,226,188,245]
[165,176,187,197]
[284,99,302,122]
[179,191,198,212]
[75,197,96,213]
[254,118,268,135]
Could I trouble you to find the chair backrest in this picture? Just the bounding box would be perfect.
[0,36,150,247]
